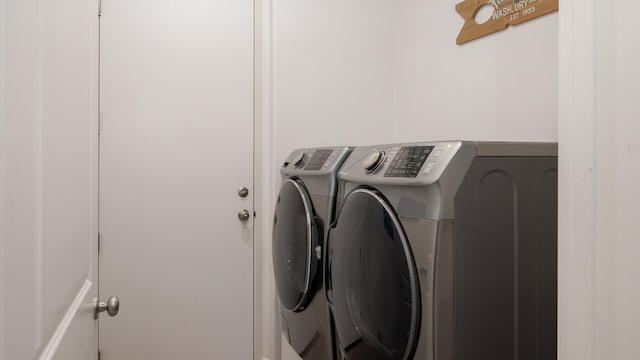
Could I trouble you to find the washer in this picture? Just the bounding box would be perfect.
[273,146,352,360]
[327,141,557,360]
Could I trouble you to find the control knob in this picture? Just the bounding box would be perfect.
[363,150,386,173]
[292,152,307,168]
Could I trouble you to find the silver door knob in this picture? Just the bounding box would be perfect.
[94,296,120,319]
[238,209,251,221]
[238,186,249,198]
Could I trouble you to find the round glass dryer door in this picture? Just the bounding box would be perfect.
[272,178,319,312]
[329,188,421,360]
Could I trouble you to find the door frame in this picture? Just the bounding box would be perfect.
[254,1,279,359]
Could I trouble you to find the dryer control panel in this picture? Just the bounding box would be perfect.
[384,146,435,178]
[338,141,465,186]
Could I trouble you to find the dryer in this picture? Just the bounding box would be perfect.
[327,141,557,360]
[273,146,352,360]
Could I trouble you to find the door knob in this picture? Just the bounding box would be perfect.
[94,296,120,319]
[238,186,249,198]
[238,209,251,222]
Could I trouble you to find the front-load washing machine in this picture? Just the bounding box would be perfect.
[327,141,557,360]
[273,146,352,360]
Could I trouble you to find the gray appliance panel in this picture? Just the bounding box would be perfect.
[338,141,558,186]
[337,141,557,220]
[282,146,352,177]
[399,217,440,360]
[282,146,352,198]
[398,218,456,360]
[338,141,467,186]
[452,156,558,360]
[476,141,558,157]
[337,143,477,220]
[276,146,352,360]
[331,144,558,360]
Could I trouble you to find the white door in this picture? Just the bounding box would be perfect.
[98,0,254,359]
[1,0,100,359]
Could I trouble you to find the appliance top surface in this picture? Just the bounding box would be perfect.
[338,141,557,186]
[281,146,352,177]
[474,141,557,157]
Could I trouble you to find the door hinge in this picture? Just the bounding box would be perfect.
[98,0,102,16]
[98,233,101,253]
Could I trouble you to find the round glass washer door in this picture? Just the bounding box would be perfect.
[329,188,421,360]
[272,178,319,312]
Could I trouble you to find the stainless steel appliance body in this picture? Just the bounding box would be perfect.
[273,146,352,360]
[327,141,557,360]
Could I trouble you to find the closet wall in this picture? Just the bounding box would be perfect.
[263,1,559,359]
[391,0,558,141]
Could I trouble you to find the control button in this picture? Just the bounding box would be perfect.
[433,149,443,157]
[423,161,437,173]
[292,153,306,168]
[363,150,386,173]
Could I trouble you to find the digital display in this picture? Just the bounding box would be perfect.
[384,146,434,178]
[304,150,333,170]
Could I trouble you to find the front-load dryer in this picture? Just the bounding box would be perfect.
[327,141,557,360]
[273,146,352,360]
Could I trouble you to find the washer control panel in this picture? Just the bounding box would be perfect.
[304,149,333,170]
[282,147,352,176]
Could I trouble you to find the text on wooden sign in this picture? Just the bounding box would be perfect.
[456,0,558,45]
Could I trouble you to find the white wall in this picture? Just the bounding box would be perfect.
[0,0,99,358]
[392,0,558,141]
[271,0,396,159]
[559,0,640,359]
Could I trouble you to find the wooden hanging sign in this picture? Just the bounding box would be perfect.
[456,0,558,44]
